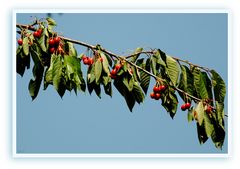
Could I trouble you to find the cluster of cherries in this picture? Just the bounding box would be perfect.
[180,102,191,111]
[17,29,43,46]
[82,55,94,66]
[33,29,43,38]
[48,36,63,55]
[110,64,122,79]
[150,84,166,100]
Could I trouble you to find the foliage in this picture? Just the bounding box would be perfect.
[16,17,227,149]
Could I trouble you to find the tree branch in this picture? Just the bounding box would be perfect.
[16,23,210,103]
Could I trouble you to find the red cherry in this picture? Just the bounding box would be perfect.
[111,68,117,75]
[115,64,121,70]
[49,38,55,46]
[83,58,89,65]
[33,31,40,38]
[160,85,166,92]
[150,92,155,99]
[17,39,23,45]
[37,29,43,35]
[54,36,61,45]
[154,93,161,100]
[153,86,160,93]
[99,57,103,62]
[206,105,212,114]
[49,47,55,54]
[88,57,94,65]
[82,55,87,60]
[181,104,186,111]
[185,102,191,109]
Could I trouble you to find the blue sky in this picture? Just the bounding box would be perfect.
[16,13,228,153]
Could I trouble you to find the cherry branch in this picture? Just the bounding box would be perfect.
[16,23,208,103]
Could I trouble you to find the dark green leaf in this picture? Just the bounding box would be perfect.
[95,59,102,84]
[211,70,226,103]
[114,79,135,112]
[166,55,180,86]
[100,52,110,75]
[197,122,208,144]
[178,65,194,101]
[139,58,151,94]
[52,55,65,97]
[161,91,178,118]
[132,82,145,104]
[203,113,214,137]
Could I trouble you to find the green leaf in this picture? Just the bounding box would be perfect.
[195,101,204,125]
[114,79,135,112]
[197,122,208,144]
[38,34,47,52]
[28,47,44,100]
[95,59,102,84]
[192,68,212,99]
[103,82,112,97]
[178,65,194,101]
[132,82,145,104]
[211,120,225,149]
[139,58,151,94]
[16,48,30,76]
[100,52,110,75]
[166,55,180,86]
[203,113,214,137]
[66,42,77,57]
[211,70,226,103]
[52,55,65,97]
[23,37,29,56]
[150,56,157,75]
[46,17,57,26]
[161,91,178,118]
[216,101,225,129]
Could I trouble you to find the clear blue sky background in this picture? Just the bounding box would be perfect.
[16,13,228,154]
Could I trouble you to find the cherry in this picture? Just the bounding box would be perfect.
[115,64,121,70]
[159,85,166,92]
[185,102,191,109]
[111,68,117,76]
[206,105,212,114]
[37,29,43,35]
[150,92,155,99]
[181,104,186,111]
[54,36,61,45]
[33,31,40,38]
[17,39,23,45]
[49,38,55,46]
[49,47,55,54]
[154,93,161,100]
[153,86,160,93]
[88,57,94,65]
[82,55,87,60]
[83,58,89,65]
[99,57,103,62]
